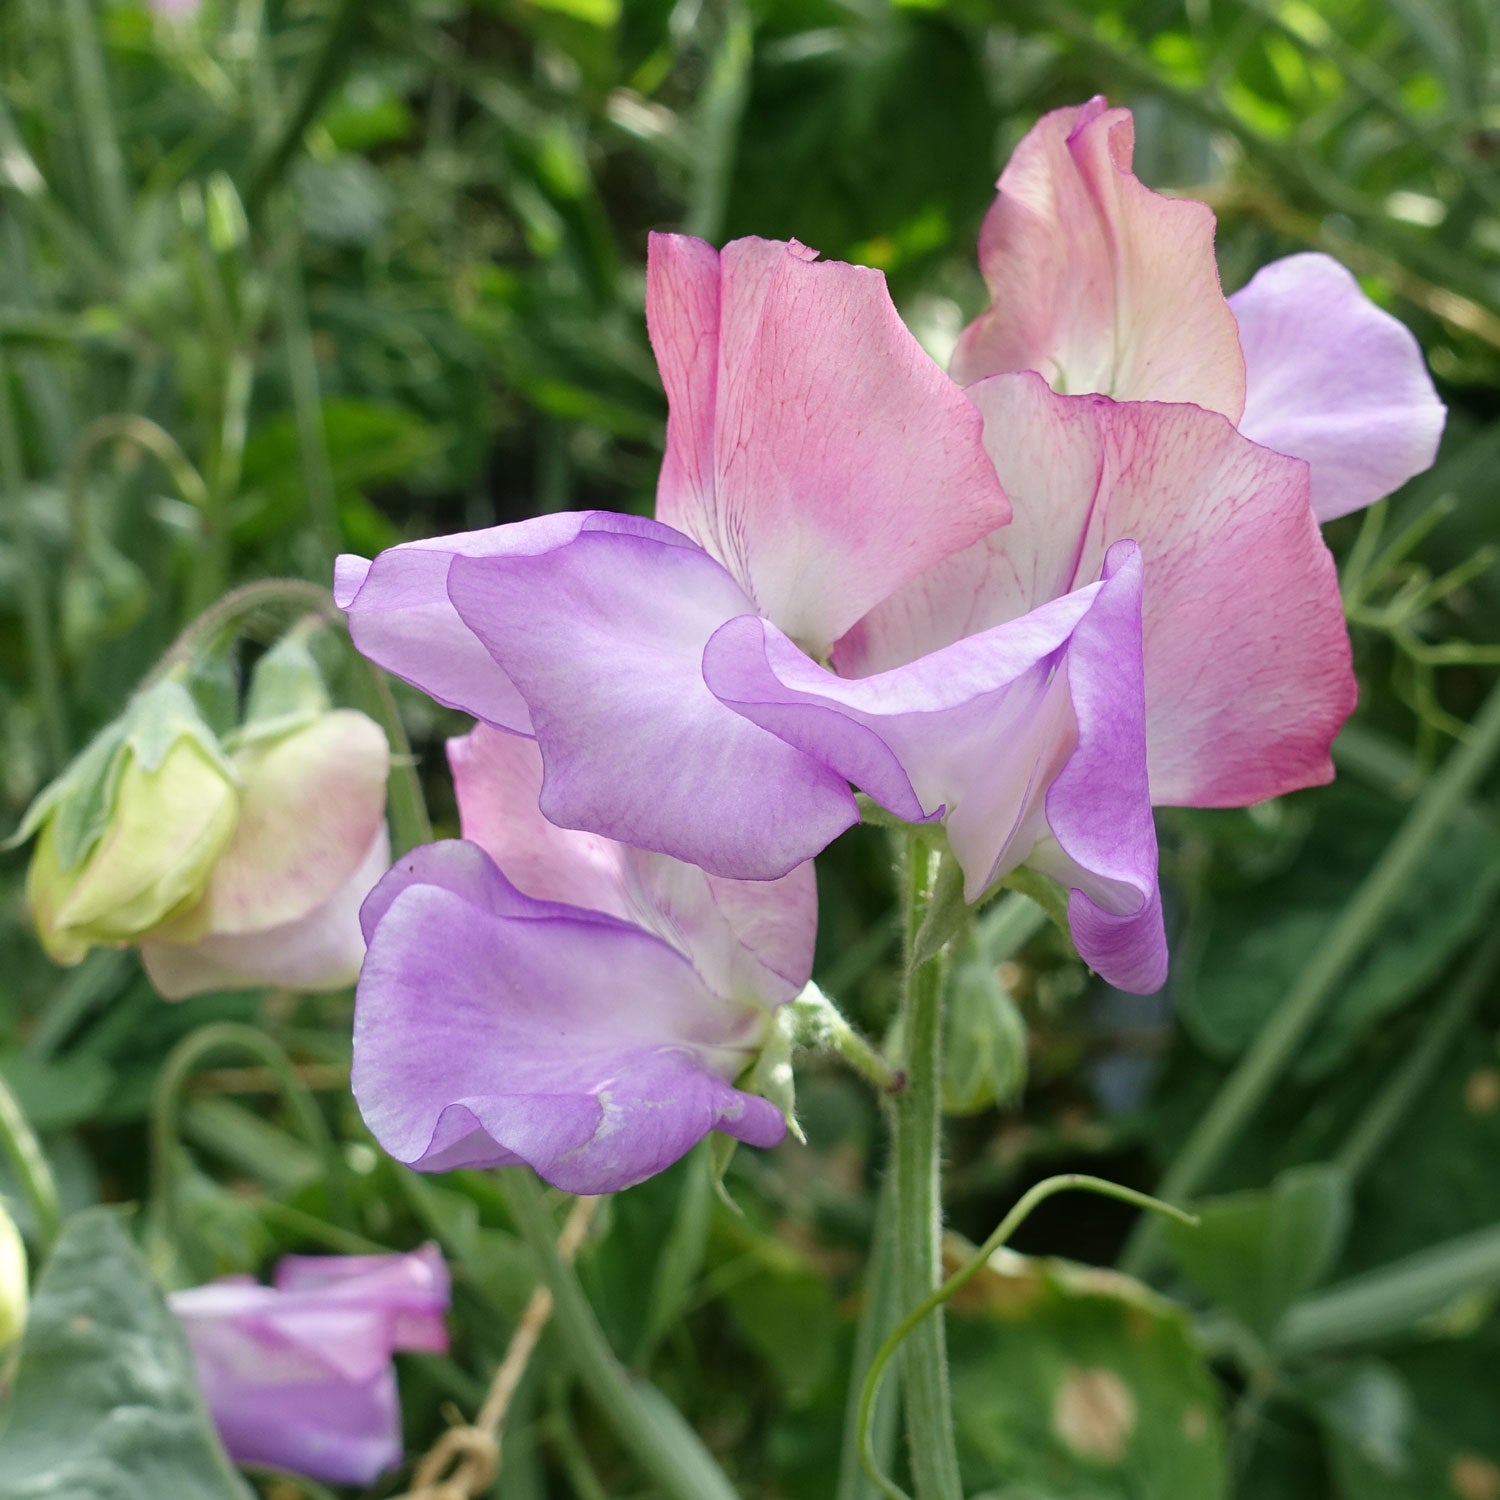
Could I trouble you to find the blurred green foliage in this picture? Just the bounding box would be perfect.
[0,0,1498,1496]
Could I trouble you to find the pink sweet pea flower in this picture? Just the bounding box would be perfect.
[337,231,1360,992]
[170,1246,449,1485]
[352,726,814,1190]
[952,96,1445,520]
[337,236,1012,881]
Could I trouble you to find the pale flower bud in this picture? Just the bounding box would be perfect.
[139,637,390,999]
[20,679,238,965]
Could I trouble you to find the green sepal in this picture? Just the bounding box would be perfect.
[942,932,1028,1115]
[233,632,332,745]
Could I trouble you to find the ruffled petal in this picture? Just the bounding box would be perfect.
[1230,253,1446,522]
[444,521,857,880]
[951,97,1244,419]
[448,724,817,1005]
[351,843,786,1194]
[842,373,1352,808]
[705,545,1164,992]
[648,233,1010,651]
[336,512,654,730]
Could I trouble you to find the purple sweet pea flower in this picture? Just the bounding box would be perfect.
[951,96,1445,519]
[170,1245,449,1485]
[350,726,814,1191]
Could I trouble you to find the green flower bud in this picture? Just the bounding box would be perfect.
[18,679,238,965]
[0,1200,27,1352]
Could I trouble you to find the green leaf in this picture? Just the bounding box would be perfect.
[948,1251,1227,1498]
[0,1208,251,1499]
[1175,787,1500,1073]
[1162,1163,1351,1340]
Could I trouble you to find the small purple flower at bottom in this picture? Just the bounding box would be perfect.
[351,727,816,1194]
[170,1245,449,1485]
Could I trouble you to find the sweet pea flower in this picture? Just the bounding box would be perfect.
[951,96,1445,520]
[337,235,1011,881]
[171,1246,449,1485]
[337,230,1365,991]
[352,725,816,1191]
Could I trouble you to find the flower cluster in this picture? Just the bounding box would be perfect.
[337,97,1443,1194]
[170,1246,449,1484]
[20,633,390,999]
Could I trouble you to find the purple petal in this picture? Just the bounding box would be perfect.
[649,233,1010,652]
[272,1245,450,1353]
[444,522,857,880]
[448,725,817,1004]
[1230,253,1446,522]
[351,843,787,1194]
[172,1283,405,1484]
[705,544,1164,992]
[336,513,668,730]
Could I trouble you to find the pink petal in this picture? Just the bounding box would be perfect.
[842,373,1353,808]
[444,521,857,879]
[705,545,1165,992]
[448,724,817,1004]
[1230,253,1446,522]
[448,722,631,919]
[951,97,1244,419]
[648,233,1011,652]
[140,826,391,999]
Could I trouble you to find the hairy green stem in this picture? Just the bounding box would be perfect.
[149,1022,354,1271]
[501,1171,740,1500]
[891,838,962,1500]
[147,577,337,684]
[0,1072,62,1256]
[1121,673,1500,1277]
[860,1175,1196,1500]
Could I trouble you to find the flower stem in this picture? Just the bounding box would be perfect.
[859,1175,1196,1500]
[0,1072,62,1257]
[890,837,962,1500]
[501,1170,740,1500]
[1119,671,1500,1278]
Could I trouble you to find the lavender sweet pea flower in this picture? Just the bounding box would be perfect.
[351,726,815,1191]
[171,1246,449,1485]
[952,96,1445,517]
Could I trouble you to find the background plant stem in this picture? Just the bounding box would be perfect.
[501,1171,741,1500]
[1121,673,1500,1277]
